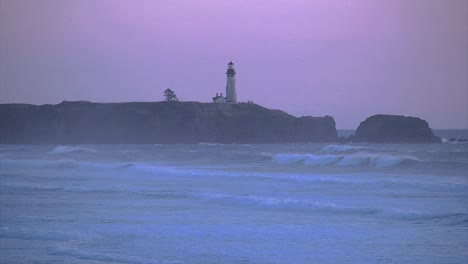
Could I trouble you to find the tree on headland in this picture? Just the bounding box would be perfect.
[164,88,179,102]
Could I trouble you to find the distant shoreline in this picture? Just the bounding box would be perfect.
[0,101,445,144]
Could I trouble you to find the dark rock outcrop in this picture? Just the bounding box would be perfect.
[448,138,468,143]
[354,114,441,143]
[0,101,338,144]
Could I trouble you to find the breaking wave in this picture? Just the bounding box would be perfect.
[273,152,417,168]
[2,158,467,194]
[197,142,226,146]
[189,192,381,214]
[49,146,96,155]
[144,191,468,222]
[319,144,365,153]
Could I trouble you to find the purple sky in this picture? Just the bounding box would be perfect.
[1,0,467,128]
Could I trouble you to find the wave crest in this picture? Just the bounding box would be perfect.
[272,152,417,168]
[319,144,364,153]
[49,146,96,155]
[152,192,468,222]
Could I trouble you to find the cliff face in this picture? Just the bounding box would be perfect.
[0,101,338,144]
[354,114,441,143]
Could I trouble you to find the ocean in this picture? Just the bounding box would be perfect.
[1,130,468,263]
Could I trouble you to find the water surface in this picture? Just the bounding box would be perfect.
[1,140,468,263]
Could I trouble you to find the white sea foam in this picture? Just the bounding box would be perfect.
[230,195,379,214]
[5,172,466,197]
[49,145,96,155]
[197,142,225,146]
[319,144,364,153]
[0,226,90,241]
[303,155,341,166]
[147,191,468,221]
[1,143,468,263]
[4,157,466,194]
[336,152,408,167]
[0,159,132,172]
[272,153,311,164]
[272,152,417,168]
[380,208,468,221]
[158,191,382,215]
[0,158,80,169]
[50,247,173,264]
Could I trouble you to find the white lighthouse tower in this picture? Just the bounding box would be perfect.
[225,61,237,103]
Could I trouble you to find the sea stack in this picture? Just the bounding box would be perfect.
[354,114,441,143]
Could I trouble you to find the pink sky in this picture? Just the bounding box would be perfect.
[1,0,467,128]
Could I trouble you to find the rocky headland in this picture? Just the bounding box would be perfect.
[0,102,446,144]
[0,101,338,144]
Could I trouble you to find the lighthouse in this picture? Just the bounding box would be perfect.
[225,61,237,103]
[212,61,238,103]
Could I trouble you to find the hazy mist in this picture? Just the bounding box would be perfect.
[1,0,467,128]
